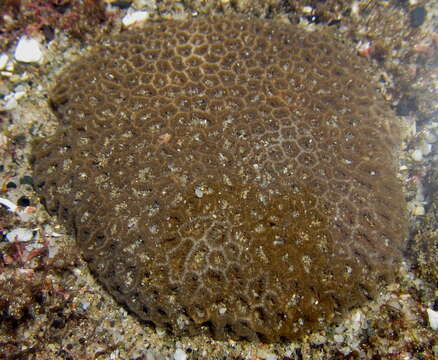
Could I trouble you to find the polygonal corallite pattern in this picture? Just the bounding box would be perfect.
[32,16,407,342]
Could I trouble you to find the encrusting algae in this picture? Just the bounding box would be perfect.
[31,16,408,342]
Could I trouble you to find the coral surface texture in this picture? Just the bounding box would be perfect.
[31,16,407,342]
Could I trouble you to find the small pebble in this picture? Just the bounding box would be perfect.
[111,0,132,9]
[420,143,432,157]
[334,334,344,343]
[80,301,90,311]
[413,204,425,216]
[410,6,427,28]
[265,354,277,360]
[334,325,345,334]
[0,54,8,70]
[411,149,423,161]
[173,348,187,360]
[3,94,17,110]
[122,10,149,27]
[0,197,17,212]
[195,186,203,198]
[6,181,17,189]
[156,328,166,337]
[0,82,9,96]
[13,134,26,145]
[14,37,43,63]
[426,308,438,330]
[302,6,314,14]
[20,175,33,186]
[5,60,14,72]
[6,227,33,242]
[218,307,227,315]
[17,195,30,207]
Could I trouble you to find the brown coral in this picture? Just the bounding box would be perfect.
[31,16,407,342]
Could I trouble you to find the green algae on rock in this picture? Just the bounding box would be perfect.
[31,16,407,342]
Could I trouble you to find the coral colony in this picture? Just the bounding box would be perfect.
[32,16,407,342]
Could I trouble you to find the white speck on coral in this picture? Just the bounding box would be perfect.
[122,10,149,27]
[14,37,43,63]
[427,308,438,330]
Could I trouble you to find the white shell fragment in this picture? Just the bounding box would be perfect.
[0,197,17,212]
[122,11,149,27]
[14,37,43,63]
[173,348,187,360]
[0,54,8,70]
[6,228,34,242]
[427,308,438,330]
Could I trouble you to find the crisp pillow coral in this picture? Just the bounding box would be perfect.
[32,16,407,342]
